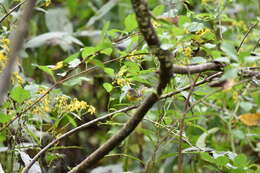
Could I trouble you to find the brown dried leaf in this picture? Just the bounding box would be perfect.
[239,113,260,126]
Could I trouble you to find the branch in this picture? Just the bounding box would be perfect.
[21,105,137,173]
[237,22,258,52]
[68,0,173,172]
[172,62,224,74]
[21,71,221,173]
[0,0,35,105]
[0,0,26,24]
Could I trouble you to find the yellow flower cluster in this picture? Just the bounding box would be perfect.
[151,20,160,28]
[232,21,247,31]
[114,66,132,87]
[0,51,7,70]
[126,53,144,62]
[0,38,9,71]
[202,0,215,4]
[11,72,24,85]
[196,28,211,36]
[193,28,212,43]
[182,47,192,57]
[1,38,9,50]
[115,77,132,87]
[44,0,51,7]
[56,96,96,115]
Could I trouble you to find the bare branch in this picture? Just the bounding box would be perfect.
[21,105,138,173]
[68,0,173,172]
[0,0,26,24]
[0,0,35,105]
[172,62,224,74]
[21,71,222,173]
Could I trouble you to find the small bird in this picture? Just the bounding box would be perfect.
[126,88,143,102]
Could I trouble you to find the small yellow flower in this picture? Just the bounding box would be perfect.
[44,0,51,7]
[0,51,7,70]
[1,38,10,50]
[12,72,24,85]
[196,28,211,36]
[87,105,96,115]
[151,20,160,28]
[183,47,192,57]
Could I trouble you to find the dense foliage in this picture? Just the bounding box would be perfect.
[0,0,259,172]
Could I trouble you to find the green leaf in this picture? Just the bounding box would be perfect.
[200,152,215,163]
[220,41,237,61]
[215,156,230,166]
[33,64,55,81]
[240,102,253,112]
[104,67,115,76]
[0,112,11,123]
[103,82,113,92]
[221,68,238,80]
[63,77,91,86]
[66,115,77,127]
[124,14,138,32]
[89,59,105,68]
[124,61,140,73]
[152,4,165,16]
[10,86,30,103]
[82,47,98,58]
[64,52,80,64]
[196,128,219,148]
[101,48,113,56]
[233,154,248,168]
[178,15,191,26]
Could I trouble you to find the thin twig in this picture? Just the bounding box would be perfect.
[177,73,201,173]
[21,72,222,172]
[237,22,258,52]
[0,0,26,24]
[0,53,149,132]
[21,105,138,173]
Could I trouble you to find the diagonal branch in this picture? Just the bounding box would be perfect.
[67,0,173,172]
[21,71,222,173]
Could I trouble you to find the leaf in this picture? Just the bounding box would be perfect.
[215,156,230,166]
[239,102,253,112]
[86,0,119,27]
[63,77,91,86]
[82,47,99,58]
[0,163,4,173]
[101,48,113,56]
[239,113,260,126]
[103,83,113,93]
[152,4,165,16]
[124,61,140,73]
[45,8,73,33]
[66,115,77,127]
[68,58,81,68]
[25,32,83,51]
[104,67,115,76]
[10,86,30,103]
[64,52,80,64]
[124,14,138,32]
[0,112,11,123]
[196,127,219,148]
[220,41,237,61]
[33,64,55,81]
[233,154,248,168]
[200,152,215,163]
